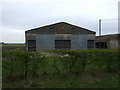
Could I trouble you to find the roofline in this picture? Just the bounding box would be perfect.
[25,22,96,33]
[63,22,96,33]
[96,33,120,37]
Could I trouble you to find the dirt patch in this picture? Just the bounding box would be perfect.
[2,45,25,51]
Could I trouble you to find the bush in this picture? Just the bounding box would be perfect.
[2,49,118,78]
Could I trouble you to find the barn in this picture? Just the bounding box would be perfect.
[96,34,120,49]
[25,22,96,51]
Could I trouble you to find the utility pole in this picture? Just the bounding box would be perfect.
[98,19,102,48]
[99,19,101,36]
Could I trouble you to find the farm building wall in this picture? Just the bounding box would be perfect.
[25,33,95,51]
[96,34,119,49]
[96,40,118,49]
[25,34,36,51]
[109,40,118,49]
[25,22,96,51]
[36,34,55,51]
[71,34,95,49]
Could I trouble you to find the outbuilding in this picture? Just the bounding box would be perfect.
[96,34,120,49]
[25,22,96,51]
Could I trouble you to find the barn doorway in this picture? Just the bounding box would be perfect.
[96,42,107,48]
[28,40,36,51]
[87,40,94,48]
[55,40,71,49]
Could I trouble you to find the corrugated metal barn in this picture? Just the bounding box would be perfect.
[25,22,96,51]
[96,34,120,49]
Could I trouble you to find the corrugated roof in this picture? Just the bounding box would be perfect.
[96,34,120,42]
[25,22,96,34]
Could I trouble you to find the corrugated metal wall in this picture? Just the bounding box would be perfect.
[36,34,55,51]
[71,34,87,49]
[71,34,95,49]
[26,33,95,51]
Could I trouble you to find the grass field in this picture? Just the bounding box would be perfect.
[2,71,118,88]
[2,48,119,88]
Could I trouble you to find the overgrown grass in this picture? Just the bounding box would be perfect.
[2,71,118,88]
[2,48,118,88]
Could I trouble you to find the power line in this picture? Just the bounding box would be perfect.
[98,19,119,36]
[100,19,120,21]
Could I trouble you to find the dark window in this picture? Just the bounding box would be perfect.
[55,40,71,49]
[96,42,99,48]
[28,40,36,51]
[96,42,107,48]
[87,40,94,48]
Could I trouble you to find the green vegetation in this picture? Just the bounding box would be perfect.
[2,49,118,88]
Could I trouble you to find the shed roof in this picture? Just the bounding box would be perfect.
[25,22,96,34]
[96,33,120,42]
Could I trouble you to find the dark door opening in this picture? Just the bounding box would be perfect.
[96,42,107,48]
[87,40,94,48]
[28,40,36,51]
[55,40,71,49]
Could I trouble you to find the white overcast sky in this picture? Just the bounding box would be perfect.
[1,0,119,43]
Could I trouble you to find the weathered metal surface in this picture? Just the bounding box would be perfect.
[26,22,95,34]
[25,22,96,51]
[36,34,55,51]
[96,34,119,49]
[109,40,118,49]
[71,34,87,49]
[55,34,70,40]
[71,34,95,49]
